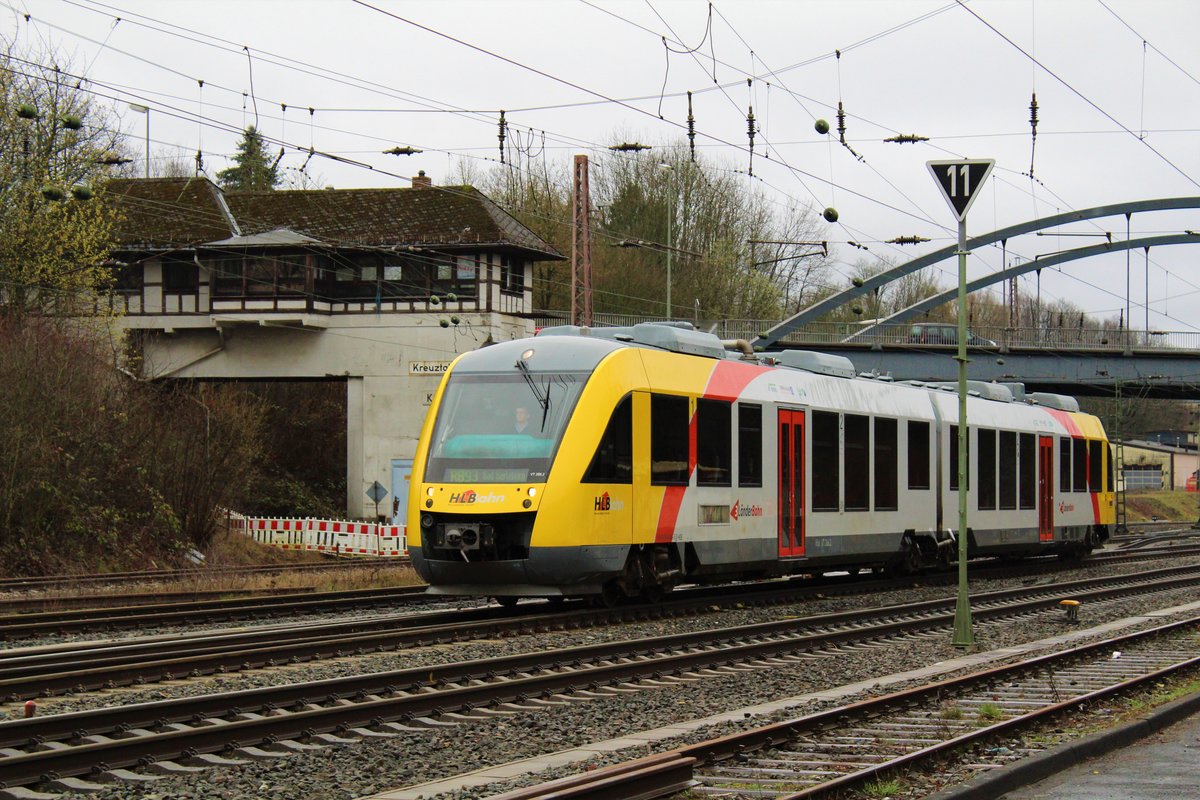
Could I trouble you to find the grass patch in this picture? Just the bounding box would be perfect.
[938,703,964,720]
[862,777,904,797]
[977,702,1006,721]
[1124,489,1200,523]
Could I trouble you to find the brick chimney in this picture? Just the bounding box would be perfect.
[412,170,432,189]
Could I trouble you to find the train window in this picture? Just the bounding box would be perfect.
[582,395,632,484]
[977,429,997,510]
[651,394,690,486]
[1072,439,1087,493]
[907,421,930,490]
[812,411,839,512]
[1019,433,1036,509]
[999,431,1017,510]
[874,418,898,511]
[697,399,732,486]
[737,404,762,487]
[844,414,870,512]
[1088,439,1102,492]
[949,425,968,491]
[1059,437,1071,493]
[1107,443,1115,493]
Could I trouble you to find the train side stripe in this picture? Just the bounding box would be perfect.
[702,360,765,400]
[1045,408,1082,437]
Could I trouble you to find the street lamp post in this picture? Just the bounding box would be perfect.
[128,103,150,177]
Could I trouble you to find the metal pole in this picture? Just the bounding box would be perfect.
[953,216,974,648]
[145,111,150,177]
[666,177,673,319]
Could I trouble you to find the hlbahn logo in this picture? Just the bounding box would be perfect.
[730,500,764,521]
[593,492,624,512]
[1058,501,1076,513]
[449,490,505,504]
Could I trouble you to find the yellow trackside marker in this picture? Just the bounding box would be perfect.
[1060,599,1081,623]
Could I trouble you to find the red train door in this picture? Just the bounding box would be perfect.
[778,409,805,557]
[1038,435,1054,541]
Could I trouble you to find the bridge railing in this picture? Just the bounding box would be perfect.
[532,313,1200,352]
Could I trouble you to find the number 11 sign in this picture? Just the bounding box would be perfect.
[927,159,995,221]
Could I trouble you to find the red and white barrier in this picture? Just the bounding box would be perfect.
[226,512,407,558]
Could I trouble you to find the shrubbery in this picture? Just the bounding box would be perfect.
[0,320,265,573]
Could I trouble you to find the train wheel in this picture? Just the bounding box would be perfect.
[495,596,519,609]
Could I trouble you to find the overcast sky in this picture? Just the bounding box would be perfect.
[7,0,1200,330]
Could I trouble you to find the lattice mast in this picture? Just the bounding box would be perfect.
[571,154,593,327]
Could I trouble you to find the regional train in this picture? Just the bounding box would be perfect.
[408,322,1114,604]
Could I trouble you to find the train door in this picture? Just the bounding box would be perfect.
[1038,435,1054,541]
[778,409,805,557]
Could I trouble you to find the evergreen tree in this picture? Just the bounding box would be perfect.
[216,126,279,191]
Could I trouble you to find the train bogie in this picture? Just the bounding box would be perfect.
[408,323,1114,600]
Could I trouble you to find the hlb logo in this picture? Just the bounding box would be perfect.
[595,492,611,512]
[450,490,478,504]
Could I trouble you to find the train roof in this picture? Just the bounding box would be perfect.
[514,322,1084,411]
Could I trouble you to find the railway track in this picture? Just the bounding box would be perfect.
[0,585,430,641]
[0,559,408,594]
[0,565,1197,794]
[499,616,1200,799]
[4,560,1200,702]
[2,544,1195,642]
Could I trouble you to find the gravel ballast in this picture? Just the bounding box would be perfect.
[2,551,1198,800]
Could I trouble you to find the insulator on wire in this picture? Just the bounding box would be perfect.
[687,91,696,162]
[746,79,757,177]
[498,110,507,164]
[883,134,929,144]
[1028,92,1039,178]
[609,142,651,152]
[885,235,932,245]
[837,101,847,144]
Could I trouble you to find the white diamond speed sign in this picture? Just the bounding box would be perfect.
[927,159,995,221]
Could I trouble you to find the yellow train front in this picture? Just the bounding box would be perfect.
[408,323,1114,603]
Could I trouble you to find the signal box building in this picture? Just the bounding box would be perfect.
[105,174,563,519]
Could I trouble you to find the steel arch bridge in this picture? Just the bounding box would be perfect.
[759,198,1200,349]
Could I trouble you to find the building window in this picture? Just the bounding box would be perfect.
[999,430,1017,510]
[1019,433,1036,509]
[977,428,996,510]
[162,256,199,293]
[812,411,839,512]
[908,420,930,490]
[696,399,731,487]
[651,394,690,486]
[501,255,525,295]
[874,417,898,511]
[583,395,632,484]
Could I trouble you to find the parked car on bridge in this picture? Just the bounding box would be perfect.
[909,322,997,347]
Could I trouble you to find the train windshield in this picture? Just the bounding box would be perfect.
[424,371,587,483]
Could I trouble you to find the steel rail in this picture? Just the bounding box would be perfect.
[498,615,1200,799]
[0,586,428,640]
[1,568,1198,788]
[3,562,1199,702]
[0,559,408,593]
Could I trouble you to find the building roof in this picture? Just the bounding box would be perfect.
[107,177,238,248]
[106,177,563,260]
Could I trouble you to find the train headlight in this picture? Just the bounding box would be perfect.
[426,487,434,497]
[528,487,537,498]
[420,514,434,529]
[523,499,531,509]
[521,348,535,361]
